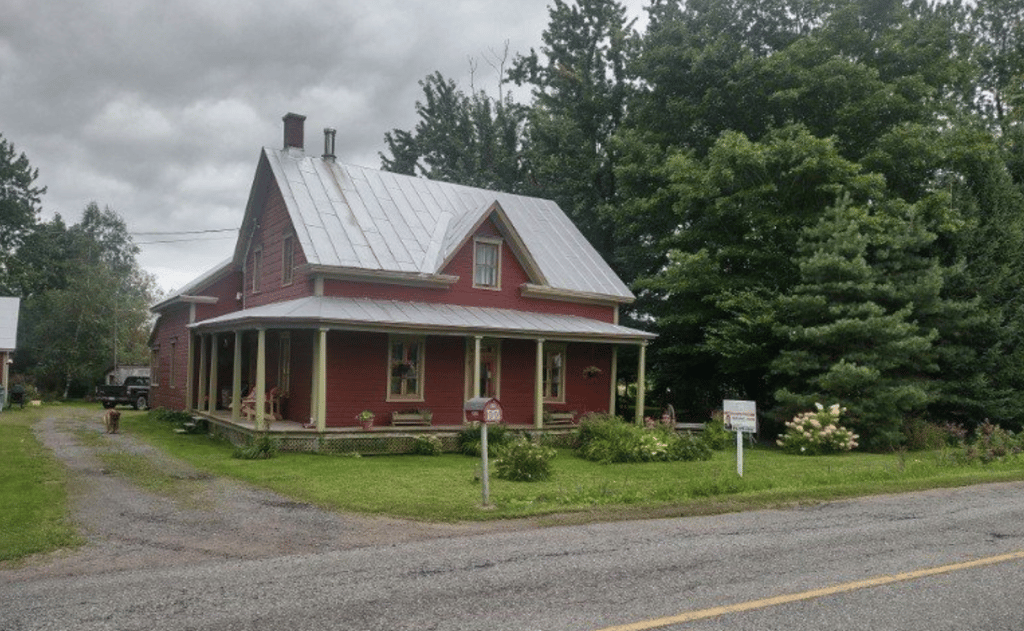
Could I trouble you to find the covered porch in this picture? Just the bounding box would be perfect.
[183,295,656,432]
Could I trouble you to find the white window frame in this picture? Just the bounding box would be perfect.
[150,345,160,387]
[282,234,295,286]
[473,238,502,289]
[251,246,263,294]
[543,344,566,403]
[387,335,425,402]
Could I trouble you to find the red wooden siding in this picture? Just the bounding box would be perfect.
[245,182,309,308]
[322,218,617,323]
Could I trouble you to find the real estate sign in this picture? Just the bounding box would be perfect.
[723,399,757,433]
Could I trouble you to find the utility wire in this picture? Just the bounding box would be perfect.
[131,228,236,236]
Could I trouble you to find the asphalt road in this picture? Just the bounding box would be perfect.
[4,480,1024,631]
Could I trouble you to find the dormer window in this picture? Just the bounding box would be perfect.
[473,238,501,289]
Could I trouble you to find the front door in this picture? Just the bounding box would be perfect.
[465,339,501,399]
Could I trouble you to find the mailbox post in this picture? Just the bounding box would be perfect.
[465,397,503,507]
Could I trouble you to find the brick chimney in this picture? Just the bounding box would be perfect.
[282,113,306,151]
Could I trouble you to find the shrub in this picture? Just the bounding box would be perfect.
[493,437,556,481]
[411,434,443,456]
[457,422,511,456]
[701,412,730,451]
[575,415,713,464]
[232,433,278,460]
[961,422,1023,464]
[777,403,858,455]
[669,432,713,461]
[150,408,194,425]
[902,418,959,451]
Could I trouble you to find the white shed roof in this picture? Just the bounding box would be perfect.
[194,295,654,344]
[260,148,634,302]
[0,297,20,351]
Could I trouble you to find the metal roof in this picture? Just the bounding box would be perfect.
[0,297,20,351]
[193,295,654,344]
[264,148,634,302]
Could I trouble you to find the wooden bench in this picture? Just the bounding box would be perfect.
[545,411,577,426]
[390,411,432,426]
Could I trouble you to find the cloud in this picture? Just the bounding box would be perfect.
[1,0,647,293]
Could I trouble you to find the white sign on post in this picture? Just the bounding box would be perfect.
[723,399,757,477]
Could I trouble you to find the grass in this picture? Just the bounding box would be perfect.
[132,412,1024,523]
[5,404,1024,565]
[0,404,83,563]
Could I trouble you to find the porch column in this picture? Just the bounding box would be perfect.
[255,328,266,431]
[610,346,618,416]
[472,336,482,399]
[207,333,218,414]
[316,327,327,432]
[185,304,196,410]
[635,341,648,425]
[534,338,544,429]
[231,331,242,423]
[185,334,195,411]
[197,334,208,413]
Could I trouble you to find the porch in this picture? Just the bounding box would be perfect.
[181,295,657,432]
[194,408,577,455]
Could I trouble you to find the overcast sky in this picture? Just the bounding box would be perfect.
[1,0,647,296]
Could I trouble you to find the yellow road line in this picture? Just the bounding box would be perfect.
[595,550,1024,631]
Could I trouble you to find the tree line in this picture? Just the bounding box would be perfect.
[381,0,1024,448]
[0,135,155,398]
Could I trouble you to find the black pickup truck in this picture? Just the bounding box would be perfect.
[96,376,150,410]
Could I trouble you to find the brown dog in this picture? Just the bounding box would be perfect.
[104,409,121,434]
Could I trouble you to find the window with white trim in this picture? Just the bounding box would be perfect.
[543,344,566,403]
[388,336,425,401]
[282,234,295,286]
[150,345,160,387]
[473,238,501,289]
[251,246,263,293]
[169,339,177,389]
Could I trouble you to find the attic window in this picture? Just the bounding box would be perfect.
[473,238,501,289]
[251,246,262,293]
[282,234,294,286]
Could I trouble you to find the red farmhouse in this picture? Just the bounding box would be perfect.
[149,113,655,431]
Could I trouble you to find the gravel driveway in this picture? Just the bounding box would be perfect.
[2,410,527,583]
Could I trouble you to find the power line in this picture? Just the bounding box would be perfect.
[130,228,237,236]
[135,235,236,245]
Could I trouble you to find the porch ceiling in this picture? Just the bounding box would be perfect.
[188,295,655,344]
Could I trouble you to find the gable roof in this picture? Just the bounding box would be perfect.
[235,147,634,303]
[0,297,20,351]
[151,257,234,312]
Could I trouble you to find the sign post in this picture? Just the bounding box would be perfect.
[464,397,503,507]
[723,399,757,477]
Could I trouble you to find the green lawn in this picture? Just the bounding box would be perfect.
[0,405,82,563]
[129,411,1024,523]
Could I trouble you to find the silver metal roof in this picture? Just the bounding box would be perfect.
[193,295,654,344]
[264,148,634,301]
[0,297,20,351]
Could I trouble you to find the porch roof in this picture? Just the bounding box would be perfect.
[190,295,655,344]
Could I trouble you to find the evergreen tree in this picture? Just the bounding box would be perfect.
[0,133,45,292]
[381,71,527,193]
[509,0,637,264]
[772,197,944,448]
